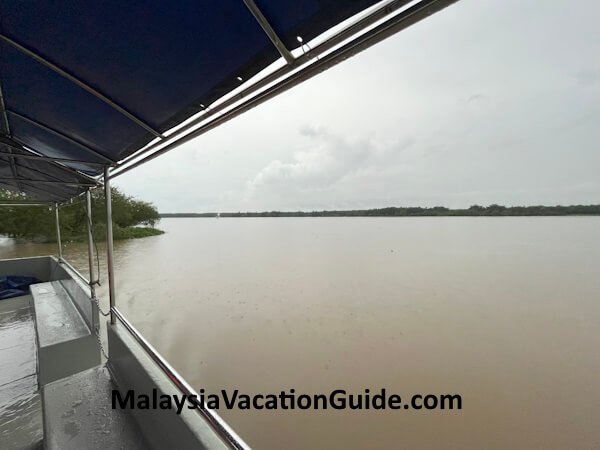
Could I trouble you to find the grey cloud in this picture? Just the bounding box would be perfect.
[576,69,600,87]
[245,128,415,202]
[467,93,485,103]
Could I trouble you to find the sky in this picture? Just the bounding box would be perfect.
[115,0,600,213]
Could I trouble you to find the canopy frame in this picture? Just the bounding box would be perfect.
[7,110,117,164]
[0,177,98,187]
[242,0,295,64]
[0,33,165,139]
[114,0,418,171]
[1,136,106,187]
[0,148,107,167]
[0,78,25,192]
[111,0,458,179]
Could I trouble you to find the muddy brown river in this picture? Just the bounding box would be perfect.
[1,217,599,449]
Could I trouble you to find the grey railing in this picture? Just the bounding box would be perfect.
[51,170,247,448]
[111,307,250,450]
[58,257,90,286]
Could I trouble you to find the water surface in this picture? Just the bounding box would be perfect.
[1,217,599,449]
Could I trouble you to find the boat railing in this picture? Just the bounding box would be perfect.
[58,257,91,287]
[1,194,250,449]
[111,306,249,450]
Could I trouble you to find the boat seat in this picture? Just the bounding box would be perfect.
[30,281,100,385]
[42,365,150,449]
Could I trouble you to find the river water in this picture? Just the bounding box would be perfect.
[1,217,599,449]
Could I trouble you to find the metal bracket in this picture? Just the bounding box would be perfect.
[242,0,295,64]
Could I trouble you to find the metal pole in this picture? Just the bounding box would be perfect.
[104,168,116,324]
[54,202,62,260]
[85,189,96,300]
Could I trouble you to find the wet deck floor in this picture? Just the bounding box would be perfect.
[0,295,43,449]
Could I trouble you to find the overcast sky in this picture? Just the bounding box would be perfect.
[115,0,600,213]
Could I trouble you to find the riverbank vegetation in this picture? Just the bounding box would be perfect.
[161,204,600,218]
[0,188,163,243]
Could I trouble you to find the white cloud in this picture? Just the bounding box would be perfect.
[244,127,415,208]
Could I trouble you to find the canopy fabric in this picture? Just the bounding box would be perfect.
[0,0,403,201]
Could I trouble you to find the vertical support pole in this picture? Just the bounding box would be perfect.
[85,189,96,300]
[104,168,116,324]
[54,202,62,260]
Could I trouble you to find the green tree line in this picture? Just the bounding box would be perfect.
[161,204,600,218]
[0,188,162,242]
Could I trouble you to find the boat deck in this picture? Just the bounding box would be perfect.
[43,365,149,449]
[0,295,42,449]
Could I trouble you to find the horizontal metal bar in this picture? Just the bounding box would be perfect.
[112,0,458,178]
[57,189,92,207]
[11,158,102,190]
[300,0,416,60]
[0,179,66,202]
[0,202,52,206]
[111,307,250,450]
[58,257,91,285]
[0,176,97,187]
[7,110,116,165]
[1,136,106,189]
[0,33,164,139]
[243,0,294,64]
[115,0,415,170]
[0,199,53,204]
[0,149,107,166]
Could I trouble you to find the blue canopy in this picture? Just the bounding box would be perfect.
[0,0,456,201]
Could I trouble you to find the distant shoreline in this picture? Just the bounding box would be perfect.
[160,204,600,218]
